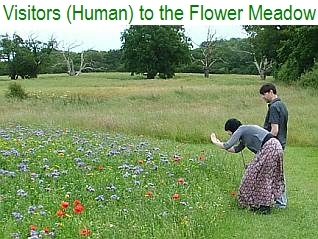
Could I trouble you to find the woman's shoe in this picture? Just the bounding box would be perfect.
[258,205,271,215]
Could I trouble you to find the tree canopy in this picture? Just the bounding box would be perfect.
[244,25,318,86]
[121,25,191,79]
[0,33,56,79]
[1,26,318,88]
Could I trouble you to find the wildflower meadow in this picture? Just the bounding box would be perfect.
[1,73,317,238]
[0,125,240,238]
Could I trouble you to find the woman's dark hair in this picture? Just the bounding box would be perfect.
[259,83,277,95]
[224,118,242,133]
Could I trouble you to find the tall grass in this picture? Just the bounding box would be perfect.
[0,73,317,239]
[0,73,316,146]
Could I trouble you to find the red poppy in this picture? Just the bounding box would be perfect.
[60,201,69,209]
[198,154,205,161]
[172,193,181,200]
[230,191,237,197]
[177,178,185,184]
[43,227,50,233]
[73,204,84,213]
[56,210,65,217]
[73,199,81,206]
[29,225,37,231]
[145,191,153,197]
[79,228,91,236]
[98,165,103,171]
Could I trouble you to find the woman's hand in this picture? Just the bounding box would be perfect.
[210,133,219,144]
[210,133,225,150]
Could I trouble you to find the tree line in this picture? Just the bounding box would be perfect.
[1,26,318,88]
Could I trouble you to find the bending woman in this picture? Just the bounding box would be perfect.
[210,118,284,214]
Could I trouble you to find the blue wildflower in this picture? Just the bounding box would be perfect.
[16,189,27,197]
[12,212,23,221]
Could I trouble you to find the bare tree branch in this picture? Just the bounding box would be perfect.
[232,47,272,80]
[195,27,220,78]
[58,41,95,76]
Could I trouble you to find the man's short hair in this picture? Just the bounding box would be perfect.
[259,83,277,95]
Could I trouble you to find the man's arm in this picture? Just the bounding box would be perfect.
[270,123,279,137]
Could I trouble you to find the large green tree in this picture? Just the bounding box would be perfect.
[243,25,318,83]
[182,37,255,75]
[243,25,288,80]
[121,25,191,79]
[275,26,318,82]
[0,33,56,79]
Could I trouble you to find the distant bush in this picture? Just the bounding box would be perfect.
[275,58,300,83]
[298,61,318,89]
[0,62,9,76]
[5,82,28,100]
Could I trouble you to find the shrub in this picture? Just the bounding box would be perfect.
[275,58,300,83]
[5,82,28,100]
[298,61,318,89]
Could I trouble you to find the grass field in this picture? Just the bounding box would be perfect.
[0,73,317,238]
[1,73,317,146]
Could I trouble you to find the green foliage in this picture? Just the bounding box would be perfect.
[0,33,56,79]
[213,38,256,75]
[275,58,300,83]
[93,49,124,72]
[245,26,286,60]
[0,31,261,76]
[183,38,257,75]
[46,49,125,74]
[4,25,318,81]
[298,61,318,89]
[244,26,318,82]
[275,26,318,82]
[121,25,191,79]
[9,45,35,79]
[5,82,28,100]
[0,62,8,76]
[178,61,203,73]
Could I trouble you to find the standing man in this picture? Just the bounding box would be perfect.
[259,83,288,208]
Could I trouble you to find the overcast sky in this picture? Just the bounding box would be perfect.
[1,0,314,51]
[1,25,247,51]
[0,0,250,51]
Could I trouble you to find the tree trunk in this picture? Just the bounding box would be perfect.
[147,71,157,79]
[204,66,209,78]
[259,69,266,80]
